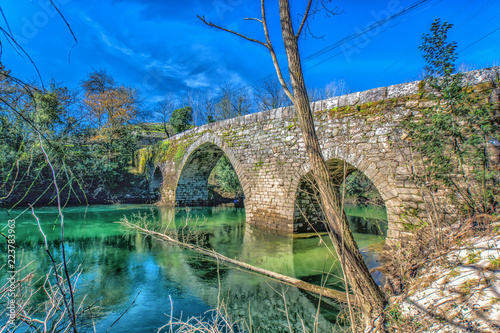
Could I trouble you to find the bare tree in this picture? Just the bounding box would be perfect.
[155,93,177,137]
[308,78,351,102]
[202,89,217,124]
[213,82,254,121]
[200,88,218,124]
[182,89,204,126]
[199,1,387,330]
[324,79,350,97]
[253,77,291,112]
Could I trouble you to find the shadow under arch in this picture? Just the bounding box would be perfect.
[149,166,163,195]
[292,157,387,235]
[175,135,246,207]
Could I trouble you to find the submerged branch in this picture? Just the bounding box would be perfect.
[122,220,353,304]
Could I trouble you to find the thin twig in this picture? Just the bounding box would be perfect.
[197,15,266,47]
[106,291,141,333]
[29,204,73,331]
[295,0,313,38]
[37,132,78,332]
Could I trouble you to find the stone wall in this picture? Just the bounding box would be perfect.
[152,67,500,242]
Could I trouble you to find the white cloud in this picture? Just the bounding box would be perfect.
[184,72,210,88]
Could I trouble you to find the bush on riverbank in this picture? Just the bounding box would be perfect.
[0,66,168,208]
[0,125,160,207]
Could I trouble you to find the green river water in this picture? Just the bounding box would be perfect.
[1,204,387,332]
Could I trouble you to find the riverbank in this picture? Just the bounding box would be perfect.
[390,227,500,332]
[0,173,157,208]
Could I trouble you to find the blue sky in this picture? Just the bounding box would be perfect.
[2,0,500,108]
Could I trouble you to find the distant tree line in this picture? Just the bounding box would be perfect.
[153,78,350,137]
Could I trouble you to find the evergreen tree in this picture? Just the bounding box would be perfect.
[170,106,193,134]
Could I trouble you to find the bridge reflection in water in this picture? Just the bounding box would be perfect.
[150,205,386,331]
[152,205,348,332]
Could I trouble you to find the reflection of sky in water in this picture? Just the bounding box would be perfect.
[1,204,386,332]
[92,253,211,333]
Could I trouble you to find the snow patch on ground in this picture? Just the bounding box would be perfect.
[397,234,500,332]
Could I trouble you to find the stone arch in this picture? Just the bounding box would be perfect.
[174,133,247,206]
[291,149,402,237]
[149,166,163,194]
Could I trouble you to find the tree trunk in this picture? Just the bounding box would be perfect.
[278,0,386,329]
[163,122,170,138]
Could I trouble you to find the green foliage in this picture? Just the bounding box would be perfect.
[448,267,460,278]
[466,250,481,265]
[56,126,139,192]
[174,143,188,164]
[488,256,500,270]
[207,113,216,124]
[342,170,383,204]
[387,304,403,324]
[209,155,242,196]
[134,147,153,174]
[419,19,457,78]
[404,19,500,215]
[458,279,477,295]
[0,64,145,206]
[0,67,82,204]
[170,106,193,134]
[34,91,64,130]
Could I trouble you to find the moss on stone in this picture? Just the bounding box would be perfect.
[474,81,496,91]
[133,147,153,174]
[253,161,264,171]
[418,80,426,93]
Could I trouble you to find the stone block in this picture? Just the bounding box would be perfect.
[360,86,387,103]
[387,81,419,99]
[338,92,360,107]
[399,194,423,202]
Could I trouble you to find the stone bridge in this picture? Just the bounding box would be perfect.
[148,68,499,242]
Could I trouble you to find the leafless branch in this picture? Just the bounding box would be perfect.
[244,17,262,23]
[30,204,75,331]
[260,0,294,102]
[0,160,19,200]
[296,0,342,40]
[37,132,78,333]
[49,0,77,45]
[295,0,313,38]
[197,15,267,47]
[106,292,141,333]
[0,27,44,87]
[197,4,295,102]
[49,0,78,63]
[314,0,342,17]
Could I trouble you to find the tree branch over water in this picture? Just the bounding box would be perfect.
[121,217,353,304]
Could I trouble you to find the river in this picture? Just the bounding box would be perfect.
[1,204,387,332]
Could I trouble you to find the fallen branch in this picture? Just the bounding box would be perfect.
[122,221,353,304]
